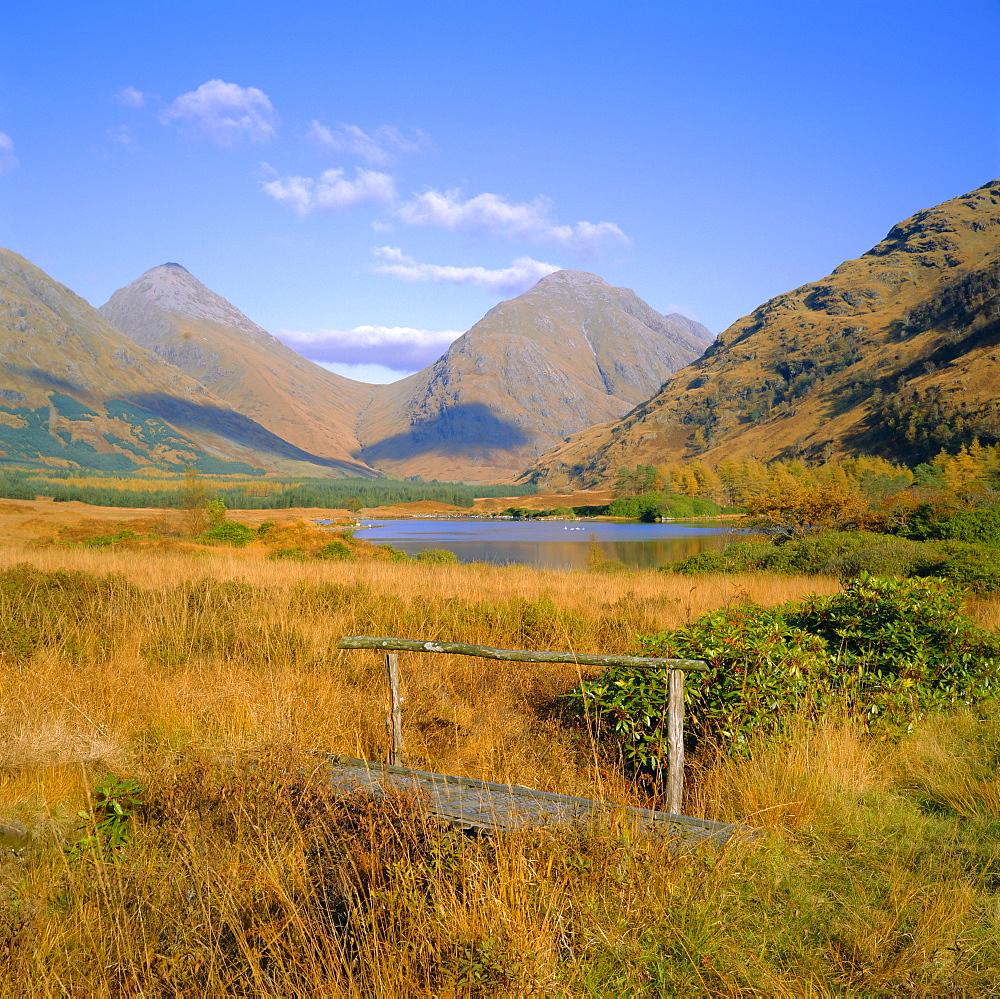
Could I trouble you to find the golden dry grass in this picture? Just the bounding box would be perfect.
[0,541,839,810]
[1,532,999,993]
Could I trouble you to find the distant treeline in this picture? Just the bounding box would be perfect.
[0,472,537,510]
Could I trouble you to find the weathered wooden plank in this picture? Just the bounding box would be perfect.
[337,636,709,671]
[328,757,759,846]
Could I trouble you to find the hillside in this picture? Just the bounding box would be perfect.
[359,270,711,480]
[0,249,317,474]
[525,179,1000,487]
[99,264,377,476]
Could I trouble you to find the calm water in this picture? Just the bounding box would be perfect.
[356,518,735,570]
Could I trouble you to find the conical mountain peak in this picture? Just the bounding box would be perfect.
[100,264,377,476]
[532,270,611,291]
[102,262,274,343]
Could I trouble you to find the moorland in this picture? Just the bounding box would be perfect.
[1,493,1000,993]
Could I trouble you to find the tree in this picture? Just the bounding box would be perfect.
[179,467,210,536]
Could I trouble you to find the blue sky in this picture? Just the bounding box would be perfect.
[1,1,997,382]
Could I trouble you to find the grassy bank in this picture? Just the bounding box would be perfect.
[1,544,999,992]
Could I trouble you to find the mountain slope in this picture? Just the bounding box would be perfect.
[99,264,376,476]
[525,180,1000,487]
[359,270,711,480]
[0,249,370,474]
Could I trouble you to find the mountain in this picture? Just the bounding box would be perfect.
[524,179,1000,487]
[100,265,711,483]
[0,249,376,475]
[357,270,712,480]
[99,263,376,476]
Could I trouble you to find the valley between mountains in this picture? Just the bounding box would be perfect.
[1,178,999,486]
[0,254,708,482]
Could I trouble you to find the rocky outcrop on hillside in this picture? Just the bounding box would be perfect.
[524,180,1000,487]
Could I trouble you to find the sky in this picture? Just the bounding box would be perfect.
[1,1,997,382]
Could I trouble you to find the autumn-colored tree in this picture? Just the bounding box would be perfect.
[747,466,867,532]
[180,467,210,536]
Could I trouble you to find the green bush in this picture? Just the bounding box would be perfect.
[198,521,256,547]
[926,541,1000,595]
[414,548,459,564]
[663,530,1000,590]
[268,547,307,561]
[901,503,1000,544]
[817,535,939,579]
[80,529,140,549]
[317,540,354,561]
[567,576,1000,771]
[607,492,721,521]
[665,540,772,574]
[377,545,410,562]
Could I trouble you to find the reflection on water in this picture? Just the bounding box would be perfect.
[358,518,734,570]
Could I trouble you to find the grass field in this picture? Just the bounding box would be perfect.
[1,510,1000,994]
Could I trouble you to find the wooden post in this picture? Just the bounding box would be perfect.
[385,653,404,766]
[665,668,684,814]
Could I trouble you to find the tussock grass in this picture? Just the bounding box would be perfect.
[1,542,999,992]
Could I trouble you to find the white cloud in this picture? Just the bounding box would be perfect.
[307,121,427,165]
[263,167,396,213]
[0,132,18,174]
[115,87,146,109]
[397,189,629,254]
[373,247,559,296]
[107,125,136,149]
[316,361,415,384]
[279,324,462,369]
[161,79,276,146]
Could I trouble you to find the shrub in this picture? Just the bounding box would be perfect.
[665,540,772,574]
[198,521,256,547]
[934,541,1000,594]
[80,528,140,548]
[567,576,1000,771]
[902,503,1000,544]
[317,540,354,561]
[663,530,986,587]
[70,776,144,860]
[608,492,721,521]
[415,548,459,564]
[818,535,939,579]
[377,544,410,562]
[268,547,307,561]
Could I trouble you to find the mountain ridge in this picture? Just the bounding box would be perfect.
[0,248,350,474]
[523,179,1000,487]
[100,264,711,482]
[99,263,377,476]
[357,270,712,479]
